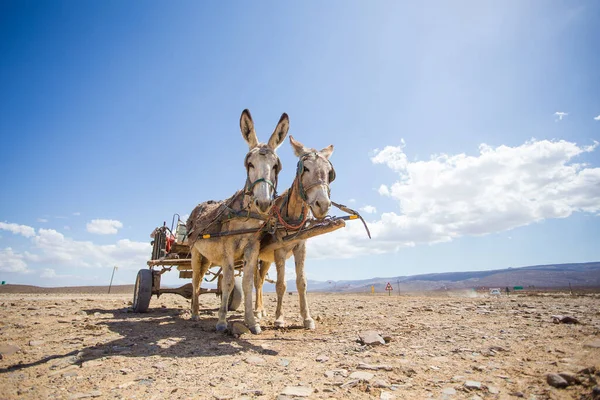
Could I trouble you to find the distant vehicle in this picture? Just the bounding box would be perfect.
[489,288,502,296]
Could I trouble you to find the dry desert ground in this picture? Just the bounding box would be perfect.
[1,289,599,400]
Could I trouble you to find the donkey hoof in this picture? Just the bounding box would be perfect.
[274,319,286,328]
[254,311,263,320]
[250,324,262,335]
[191,314,199,322]
[304,318,315,330]
[216,322,228,333]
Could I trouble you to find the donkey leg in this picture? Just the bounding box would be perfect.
[254,261,271,319]
[293,242,314,330]
[254,261,262,319]
[197,258,212,318]
[273,249,287,328]
[190,246,202,321]
[216,253,235,333]
[243,243,261,334]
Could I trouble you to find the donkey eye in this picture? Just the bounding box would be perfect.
[248,162,254,169]
[272,165,278,171]
[303,167,310,173]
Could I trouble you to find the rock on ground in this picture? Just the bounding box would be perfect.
[359,330,386,346]
[546,373,569,388]
[280,386,313,397]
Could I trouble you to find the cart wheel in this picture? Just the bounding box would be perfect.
[133,269,152,313]
[228,276,243,311]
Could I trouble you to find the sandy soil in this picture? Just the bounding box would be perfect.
[1,290,599,400]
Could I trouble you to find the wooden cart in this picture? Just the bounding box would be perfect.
[132,207,367,313]
[132,219,244,313]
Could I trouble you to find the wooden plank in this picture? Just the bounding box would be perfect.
[179,271,192,279]
[260,219,345,254]
[150,219,346,272]
[170,243,190,253]
[157,283,219,299]
[147,258,192,267]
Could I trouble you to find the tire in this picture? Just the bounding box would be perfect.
[133,269,153,313]
[228,276,243,311]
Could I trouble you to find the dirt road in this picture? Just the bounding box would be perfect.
[1,291,599,399]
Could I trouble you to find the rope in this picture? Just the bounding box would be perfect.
[272,202,308,231]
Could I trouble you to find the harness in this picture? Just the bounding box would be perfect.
[190,150,371,241]
[268,152,370,239]
[295,152,336,201]
[186,147,281,241]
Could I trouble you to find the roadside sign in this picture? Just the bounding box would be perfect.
[371,285,375,294]
[513,286,523,291]
[385,282,393,296]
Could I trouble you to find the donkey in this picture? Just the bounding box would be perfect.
[189,109,288,334]
[254,136,335,329]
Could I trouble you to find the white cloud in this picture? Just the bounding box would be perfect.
[378,185,390,196]
[37,218,48,223]
[1,222,150,282]
[31,228,149,269]
[0,222,150,272]
[39,268,83,280]
[360,205,377,214]
[39,267,101,283]
[0,248,30,273]
[308,139,600,259]
[371,143,409,173]
[86,219,123,235]
[0,222,36,238]
[73,212,81,216]
[348,199,356,204]
[594,115,600,121]
[285,262,297,282]
[40,268,57,278]
[554,111,568,121]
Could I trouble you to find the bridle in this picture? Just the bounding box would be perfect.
[271,152,335,229]
[243,146,281,199]
[295,152,336,202]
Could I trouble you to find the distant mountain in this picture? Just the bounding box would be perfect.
[0,284,134,294]
[2,262,598,295]
[262,261,600,293]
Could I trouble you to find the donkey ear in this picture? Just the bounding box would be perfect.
[289,135,308,157]
[319,145,334,159]
[240,109,258,149]
[267,113,289,150]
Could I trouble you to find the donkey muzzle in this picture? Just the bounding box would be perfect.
[311,199,331,219]
[254,198,274,214]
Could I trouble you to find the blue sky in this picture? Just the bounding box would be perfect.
[1,1,599,287]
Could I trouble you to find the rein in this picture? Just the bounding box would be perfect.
[266,153,371,239]
[296,152,334,201]
[273,200,308,230]
[266,152,334,232]
[245,177,277,197]
[190,147,282,241]
[244,146,280,198]
[191,150,371,241]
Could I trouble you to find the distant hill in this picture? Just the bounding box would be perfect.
[2,262,598,295]
[263,261,600,293]
[0,284,134,295]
